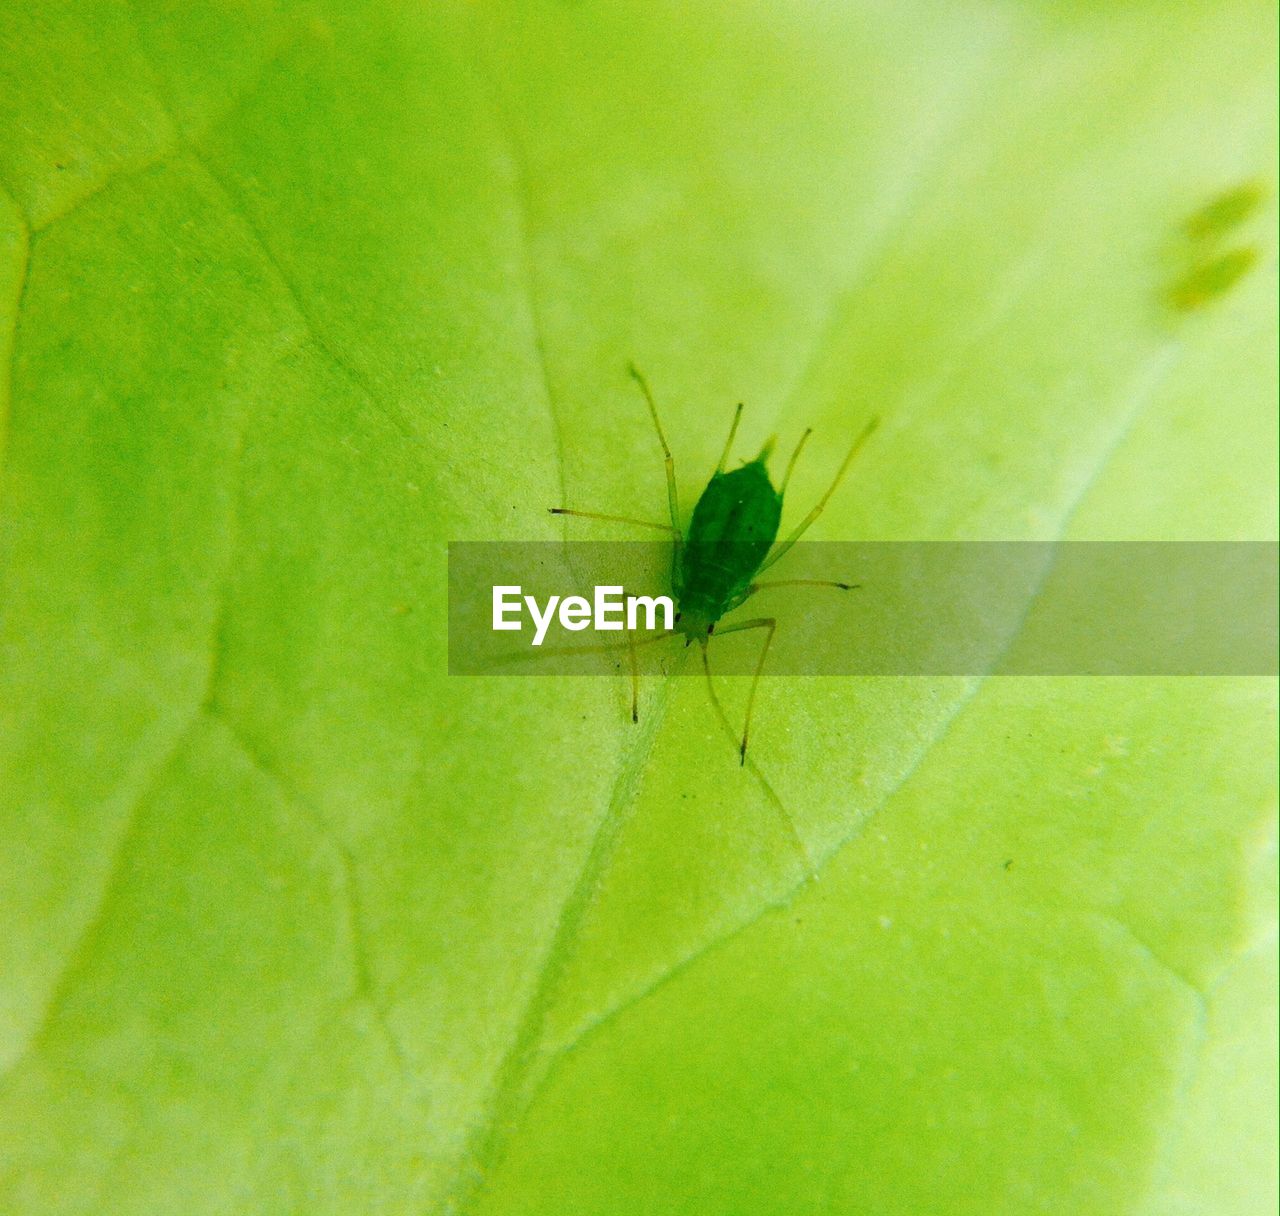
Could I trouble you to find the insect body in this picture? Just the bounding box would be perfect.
[676,442,780,639]
[551,364,877,764]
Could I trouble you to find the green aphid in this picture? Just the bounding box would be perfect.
[552,363,877,765]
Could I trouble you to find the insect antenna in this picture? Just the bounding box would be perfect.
[759,415,879,574]
[716,403,745,473]
[780,428,812,494]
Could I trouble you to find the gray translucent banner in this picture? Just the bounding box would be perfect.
[448,542,1277,676]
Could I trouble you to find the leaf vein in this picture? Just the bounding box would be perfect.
[0,712,203,1091]
[204,706,416,1085]
[0,206,30,490]
[454,672,681,1213]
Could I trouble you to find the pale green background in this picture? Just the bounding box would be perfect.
[0,2,1275,1213]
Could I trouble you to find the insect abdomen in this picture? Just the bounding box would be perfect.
[679,459,782,621]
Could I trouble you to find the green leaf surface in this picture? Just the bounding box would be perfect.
[0,1,1275,1213]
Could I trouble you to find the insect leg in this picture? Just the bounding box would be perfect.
[708,616,777,764]
[627,363,680,530]
[548,507,680,535]
[627,627,639,723]
[722,579,859,618]
[699,639,731,735]
[758,416,879,574]
[627,363,683,591]
[618,582,647,724]
[748,579,860,593]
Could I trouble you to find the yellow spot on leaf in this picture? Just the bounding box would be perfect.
[1167,246,1259,312]
[1184,181,1266,241]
